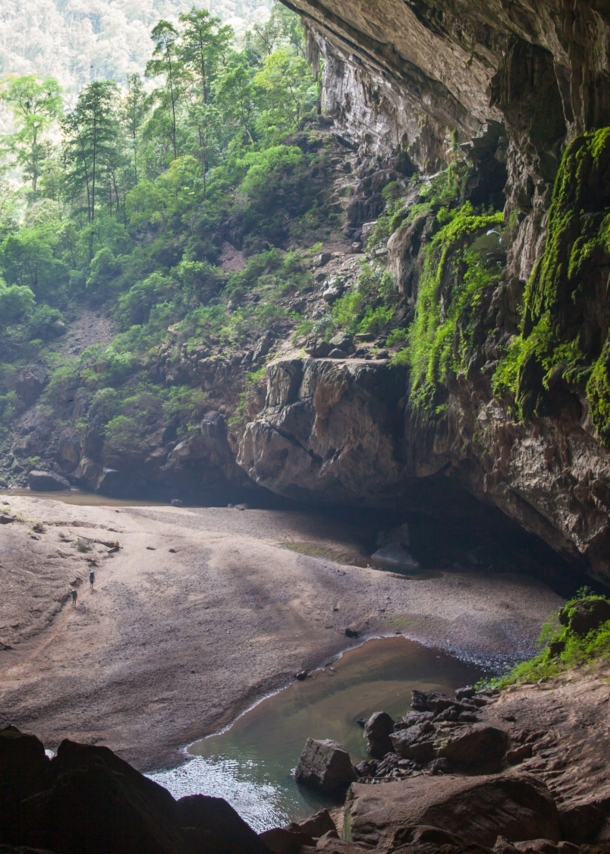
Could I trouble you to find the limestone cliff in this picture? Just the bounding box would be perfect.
[236,1,610,582]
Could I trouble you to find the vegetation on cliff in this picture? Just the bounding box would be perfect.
[493,128,610,439]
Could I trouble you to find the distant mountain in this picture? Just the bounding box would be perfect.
[0,0,272,95]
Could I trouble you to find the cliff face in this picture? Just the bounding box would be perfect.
[236,0,610,582]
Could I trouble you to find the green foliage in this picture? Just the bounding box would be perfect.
[407,205,504,408]
[0,279,35,326]
[0,75,63,195]
[493,128,610,433]
[0,390,19,431]
[330,265,397,336]
[492,593,610,687]
[28,305,64,340]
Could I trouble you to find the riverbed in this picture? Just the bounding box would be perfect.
[0,496,561,774]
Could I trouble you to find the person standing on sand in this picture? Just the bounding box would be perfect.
[89,570,95,590]
[71,589,77,606]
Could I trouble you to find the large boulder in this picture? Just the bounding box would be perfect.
[390,722,435,764]
[176,794,270,854]
[28,470,71,492]
[364,711,395,759]
[0,726,51,803]
[345,773,560,850]
[295,738,357,795]
[0,730,270,854]
[434,724,509,773]
[15,740,190,854]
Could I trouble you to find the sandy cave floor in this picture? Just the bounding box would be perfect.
[0,497,562,770]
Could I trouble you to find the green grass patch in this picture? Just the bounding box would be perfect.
[490,592,610,688]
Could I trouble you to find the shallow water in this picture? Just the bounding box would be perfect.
[0,488,165,507]
[149,636,484,831]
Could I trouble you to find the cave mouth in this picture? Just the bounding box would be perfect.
[308,476,600,601]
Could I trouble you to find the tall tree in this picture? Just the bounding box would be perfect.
[178,9,233,106]
[121,74,149,187]
[62,81,122,225]
[0,75,63,195]
[178,9,232,190]
[146,21,183,162]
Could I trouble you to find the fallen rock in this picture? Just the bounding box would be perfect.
[328,332,354,354]
[305,338,331,358]
[0,514,15,525]
[176,793,271,854]
[558,597,610,637]
[345,628,359,638]
[259,827,313,854]
[345,773,560,849]
[364,711,395,759]
[434,724,509,773]
[286,808,336,840]
[28,470,71,492]
[0,729,270,854]
[295,738,357,795]
[455,686,476,701]
[371,544,419,571]
[390,724,435,764]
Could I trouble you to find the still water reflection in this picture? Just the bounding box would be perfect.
[149,636,484,831]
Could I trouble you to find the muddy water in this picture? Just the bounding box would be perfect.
[150,636,484,832]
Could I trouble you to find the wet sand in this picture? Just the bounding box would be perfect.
[0,496,562,770]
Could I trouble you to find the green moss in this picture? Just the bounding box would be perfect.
[406,204,503,408]
[493,127,610,433]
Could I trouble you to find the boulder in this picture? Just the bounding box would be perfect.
[345,773,560,850]
[176,794,271,854]
[390,724,435,764]
[455,686,476,701]
[364,712,395,759]
[371,544,419,571]
[28,470,71,492]
[435,724,509,773]
[328,332,354,354]
[12,740,190,854]
[288,809,336,839]
[295,738,357,795]
[259,827,313,854]
[0,727,51,802]
[0,731,269,854]
[305,338,331,358]
[558,597,610,637]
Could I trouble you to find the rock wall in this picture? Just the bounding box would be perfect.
[238,1,610,583]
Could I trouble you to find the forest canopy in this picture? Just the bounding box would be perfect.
[0,2,325,442]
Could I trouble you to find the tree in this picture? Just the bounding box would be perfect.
[254,50,317,138]
[178,9,233,107]
[121,74,149,187]
[214,55,257,145]
[0,75,63,195]
[146,21,184,162]
[62,82,123,233]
